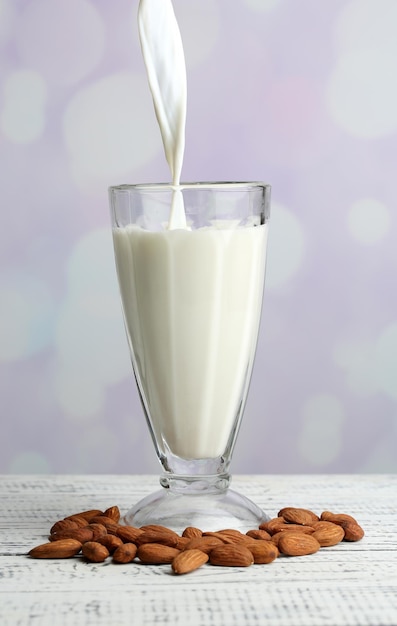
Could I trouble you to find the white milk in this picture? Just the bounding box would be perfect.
[113,223,268,459]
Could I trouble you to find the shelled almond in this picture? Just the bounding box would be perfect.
[81,541,109,563]
[137,543,180,564]
[172,549,209,574]
[209,544,254,567]
[27,504,365,575]
[113,542,137,564]
[28,538,82,559]
[278,532,321,556]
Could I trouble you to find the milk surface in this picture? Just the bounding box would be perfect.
[113,222,268,459]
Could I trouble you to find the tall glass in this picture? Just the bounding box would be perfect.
[109,182,271,531]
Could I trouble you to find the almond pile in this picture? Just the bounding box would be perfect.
[28,505,365,575]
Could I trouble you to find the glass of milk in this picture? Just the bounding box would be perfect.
[110,182,271,531]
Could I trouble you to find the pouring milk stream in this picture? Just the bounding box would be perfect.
[138,0,187,229]
[111,0,269,459]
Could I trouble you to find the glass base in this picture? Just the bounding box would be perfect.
[123,484,269,533]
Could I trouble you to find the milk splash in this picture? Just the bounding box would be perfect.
[138,0,188,229]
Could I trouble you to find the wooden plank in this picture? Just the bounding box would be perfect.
[0,475,396,626]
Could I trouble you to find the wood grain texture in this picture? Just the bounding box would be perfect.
[0,474,396,626]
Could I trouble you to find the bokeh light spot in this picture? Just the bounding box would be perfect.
[328,1,397,138]
[335,326,397,402]
[375,323,397,400]
[55,367,104,420]
[74,426,119,472]
[347,198,391,245]
[265,202,306,289]
[55,228,131,419]
[298,394,345,465]
[333,339,378,396]
[0,70,47,143]
[335,0,397,56]
[63,72,162,186]
[15,0,105,86]
[326,48,397,138]
[0,271,55,362]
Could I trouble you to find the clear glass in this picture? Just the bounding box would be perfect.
[109,182,271,532]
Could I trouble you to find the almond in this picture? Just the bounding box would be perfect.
[87,523,108,541]
[65,509,103,521]
[340,522,365,542]
[135,530,179,548]
[278,507,318,525]
[103,506,121,523]
[88,516,119,534]
[246,540,279,564]
[184,536,224,554]
[50,519,79,534]
[320,511,358,525]
[172,549,209,574]
[209,544,254,567]
[202,531,236,544]
[82,541,109,563]
[311,520,337,531]
[259,517,287,535]
[113,542,137,564]
[203,530,256,545]
[311,522,345,547]
[96,534,124,554]
[175,536,191,550]
[270,531,288,547]
[50,527,94,544]
[116,525,143,543]
[139,524,178,536]
[278,532,321,557]
[246,529,272,541]
[271,523,315,534]
[217,529,254,544]
[182,526,202,539]
[319,513,364,540]
[29,539,82,559]
[203,530,232,543]
[137,543,180,564]
[65,515,90,528]
[270,526,321,547]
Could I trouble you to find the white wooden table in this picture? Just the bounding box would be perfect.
[1,474,396,626]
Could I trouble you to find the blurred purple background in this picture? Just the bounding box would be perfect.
[1,0,397,475]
